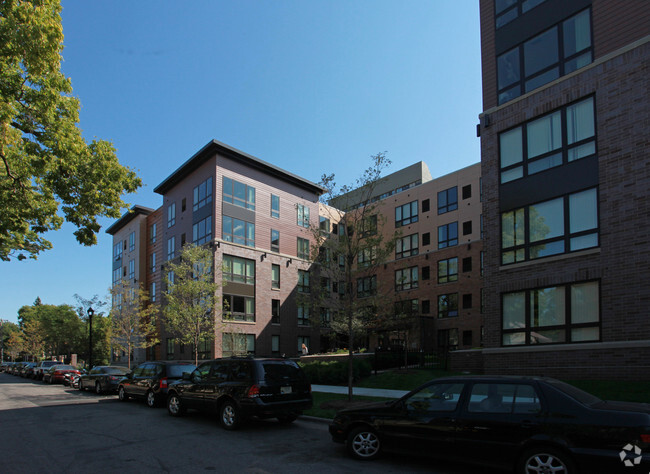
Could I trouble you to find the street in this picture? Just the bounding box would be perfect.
[0,373,495,474]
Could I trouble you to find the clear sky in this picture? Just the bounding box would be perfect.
[0,0,482,324]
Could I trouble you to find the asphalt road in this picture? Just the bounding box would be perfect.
[0,373,496,474]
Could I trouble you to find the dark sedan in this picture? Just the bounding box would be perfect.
[329,376,650,473]
[79,366,130,394]
[118,361,196,408]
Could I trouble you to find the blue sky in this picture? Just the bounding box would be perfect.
[0,1,482,324]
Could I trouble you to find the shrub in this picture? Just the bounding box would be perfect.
[299,358,372,385]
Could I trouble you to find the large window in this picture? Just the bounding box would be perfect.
[438,187,458,214]
[502,281,600,346]
[223,176,255,210]
[500,97,596,183]
[113,242,122,261]
[395,201,418,227]
[271,229,280,253]
[222,216,255,247]
[193,216,212,245]
[495,0,548,28]
[438,222,458,249]
[167,202,176,227]
[501,187,598,264]
[223,255,255,285]
[223,333,255,357]
[223,295,255,322]
[438,293,459,318]
[193,177,213,211]
[358,246,377,267]
[438,257,458,283]
[497,8,592,104]
[297,204,310,228]
[271,194,280,218]
[396,234,418,260]
[297,237,310,260]
[395,267,418,291]
[357,275,377,298]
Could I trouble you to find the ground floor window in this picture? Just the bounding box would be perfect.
[223,333,255,357]
[223,295,255,322]
[502,280,600,346]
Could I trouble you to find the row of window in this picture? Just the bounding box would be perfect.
[164,334,308,358]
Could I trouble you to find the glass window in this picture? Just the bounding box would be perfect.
[150,223,157,243]
[297,204,310,228]
[298,270,310,293]
[271,264,280,289]
[357,276,377,298]
[271,229,280,253]
[167,236,175,260]
[271,299,280,324]
[438,293,458,318]
[438,257,458,283]
[271,194,280,218]
[405,382,464,413]
[192,216,212,245]
[223,255,255,285]
[527,111,562,159]
[222,216,255,247]
[193,177,213,211]
[297,237,310,260]
[223,176,255,210]
[223,295,255,322]
[524,28,558,77]
[438,187,458,214]
[167,203,176,227]
[298,304,310,326]
[395,267,418,291]
[396,234,418,259]
[438,222,458,249]
[395,201,418,227]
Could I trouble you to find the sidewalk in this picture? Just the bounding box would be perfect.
[312,384,408,399]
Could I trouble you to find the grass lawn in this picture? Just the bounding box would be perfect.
[304,368,650,419]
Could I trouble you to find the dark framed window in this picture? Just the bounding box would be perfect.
[437,328,458,349]
[271,335,280,354]
[193,176,213,211]
[497,8,592,104]
[438,257,458,283]
[422,232,431,246]
[502,280,600,346]
[395,201,418,227]
[297,204,310,228]
[298,270,310,293]
[320,308,331,328]
[395,299,418,316]
[222,216,255,247]
[271,299,280,324]
[167,236,175,260]
[223,295,255,322]
[500,96,596,183]
[129,232,135,251]
[223,176,255,210]
[463,221,472,236]
[319,216,330,234]
[361,214,378,237]
[501,187,598,264]
[297,304,310,326]
[357,275,376,298]
[395,267,418,291]
[223,333,255,356]
[495,0,548,28]
[223,255,255,285]
[358,246,376,267]
[462,257,472,273]
[167,202,176,227]
[422,199,430,213]
[297,237,310,260]
[271,194,280,218]
[462,185,471,200]
[150,223,157,243]
[396,234,418,259]
[438,187,458,214]
[193,215,212,245]
[438,293,458,318]
[271,229,280,253]
[271,264,280,289]
[438,222,458,249]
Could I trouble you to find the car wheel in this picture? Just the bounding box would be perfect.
[95,382,102,395]
[346,426,381,461]
[518,446,574,474]
[78,380,84,391]
[118,386,129,402]
[146,390,157,408]
[167,393,185,417]
[220,400,240,430]
[277,414,298,424]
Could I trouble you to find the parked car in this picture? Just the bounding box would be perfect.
[63,368,86,387]
[43,365,81,384]
[79,366,129,394]
[0,362,13,373]
[329,375,650,473]
[33,360,63,380]
[9,362,25,375]
[20,362,37,378]
[118,361,196,408]
[165,357,312,430]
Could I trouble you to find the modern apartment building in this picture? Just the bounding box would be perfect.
[454,0,650,379]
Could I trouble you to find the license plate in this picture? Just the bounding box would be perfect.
[280,386,292,394]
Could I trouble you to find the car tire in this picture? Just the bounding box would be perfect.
[95,382,102,395]
[146,390,157,408]
[79,380,84,391]
[277,414,298,424]
[346,426,381,461]
[118,386,129,402]
[167,393,185,417]
[220,400,240,430]
[518,446,574,474]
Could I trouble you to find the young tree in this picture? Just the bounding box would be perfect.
[163,244,219,366]
[109,280,158,369]
[0,0,141,261]
[6,332,24,361]
[22,319,45,360]
[307,152,398,400]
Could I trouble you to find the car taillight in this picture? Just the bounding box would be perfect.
[109,376,119,381]
[159,377,168,389]
[641,434,650,443]
[247,384,260,398]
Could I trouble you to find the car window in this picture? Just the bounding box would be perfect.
[132,365,145,377]
[211,362,230,382]
[192,363,211,381]
[167,364,195,378]
[260,361,305,382]
[405,382,465,413]
[230,361,252,381]
[90,368,101,375]
[105,367,130,375]
[468,383,541,414]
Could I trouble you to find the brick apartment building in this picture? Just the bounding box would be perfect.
[451,0,650,379]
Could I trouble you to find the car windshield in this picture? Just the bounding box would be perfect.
[105,367,130,375]
[167,364,196,378]
[546,379,602,406]
[260,361,305,382]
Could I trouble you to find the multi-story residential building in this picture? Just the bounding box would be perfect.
[454,0,650,379]
[328,161,484,353]
[108,140,326,360]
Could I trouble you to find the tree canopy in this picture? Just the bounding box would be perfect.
[0,0,141,261]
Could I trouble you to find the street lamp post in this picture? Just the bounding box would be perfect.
[87,307,94,370]
[0,319,6,363]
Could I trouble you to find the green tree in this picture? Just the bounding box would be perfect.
[163,244,219,366]
[22,318,44,360]
[0,0,141,261]
[308,152,398,400]
[109,279,158,369]
[18,301,84,359]
[74,294,111,366]
[0,320,20,362]
[6,331,24,361]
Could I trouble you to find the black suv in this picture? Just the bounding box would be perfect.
[118,361,196,408]
[166,357,312,430]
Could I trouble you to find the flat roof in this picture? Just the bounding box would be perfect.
[105,205,155,235]
[153,139,326,196]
